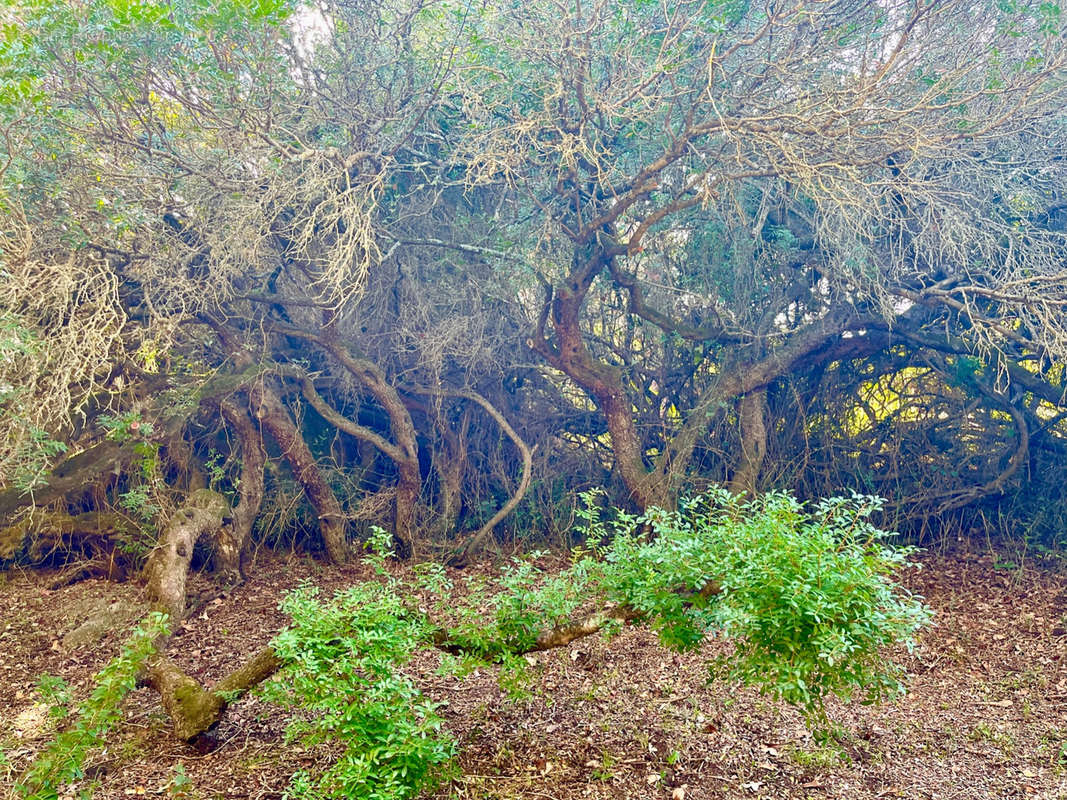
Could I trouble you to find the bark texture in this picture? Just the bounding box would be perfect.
[728,388,768,495]
[216,396,267,578]
[145,646,282,740]
[142,489,229,622]
[249,382,350,563]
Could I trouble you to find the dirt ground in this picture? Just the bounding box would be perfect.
[2,545,1066,800]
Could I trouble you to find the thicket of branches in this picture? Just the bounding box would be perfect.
[1,0,1065,568]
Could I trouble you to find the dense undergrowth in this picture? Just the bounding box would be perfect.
[262,491,929,799]
[10,491,929,800]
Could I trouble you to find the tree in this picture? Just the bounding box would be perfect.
[5,0,1065,553]
[440,0,1067,511]
[3,0,1064,791]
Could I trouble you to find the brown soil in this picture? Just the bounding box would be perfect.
[2,547,1066,800]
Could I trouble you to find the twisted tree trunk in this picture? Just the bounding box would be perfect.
[216,396,267,579]
[272,326,422,555]
[208,320,350,564]
[142,489,230,623]
[249,382,349,564]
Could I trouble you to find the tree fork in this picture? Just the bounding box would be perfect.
[144,646,282,742]
[529,252,667,510]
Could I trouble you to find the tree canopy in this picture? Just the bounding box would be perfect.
[1,0,1065,550]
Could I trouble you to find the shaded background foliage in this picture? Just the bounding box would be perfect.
[1,0,1066,565]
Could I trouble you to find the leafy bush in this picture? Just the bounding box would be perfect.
[14,612,169,800]
[262,532,455,800]
[265,492,928,796]
[594,491,931,720]
[440,490,929,721]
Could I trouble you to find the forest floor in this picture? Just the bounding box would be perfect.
[2,543,1067,800]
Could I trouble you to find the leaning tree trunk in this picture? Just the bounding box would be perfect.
[529,275,670,511]
[0,509,142,583]
[142,489,230,624]
[207,321,349,563]
[138,488,247,741]
[249,382,349,564]
[0,440,137,518]
[216,395,267,579]
[728,388,768,496]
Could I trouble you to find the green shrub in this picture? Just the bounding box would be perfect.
[591,490,931,720]
[15,612,169,800]
[262,533,455,800]
[265,491,929,796]
[440,490,930,722]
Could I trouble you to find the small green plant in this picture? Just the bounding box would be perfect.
[590,750,617,781]
[496,653,534,702]
[35,674,72,720]
[263,532,455,800]
[117,484,162,524]
[16,612,169,799]
[789,742,848,768]
[99,412,154,443]
[118,492,161,526]
[969,721,1015,749]
[1037,728,1067,769]
[0,748,13,786]
[204,449,230,493]
[11,427,68,492]
[114,524,157,564]
[165,763,194,798]
[99,412,165,526]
